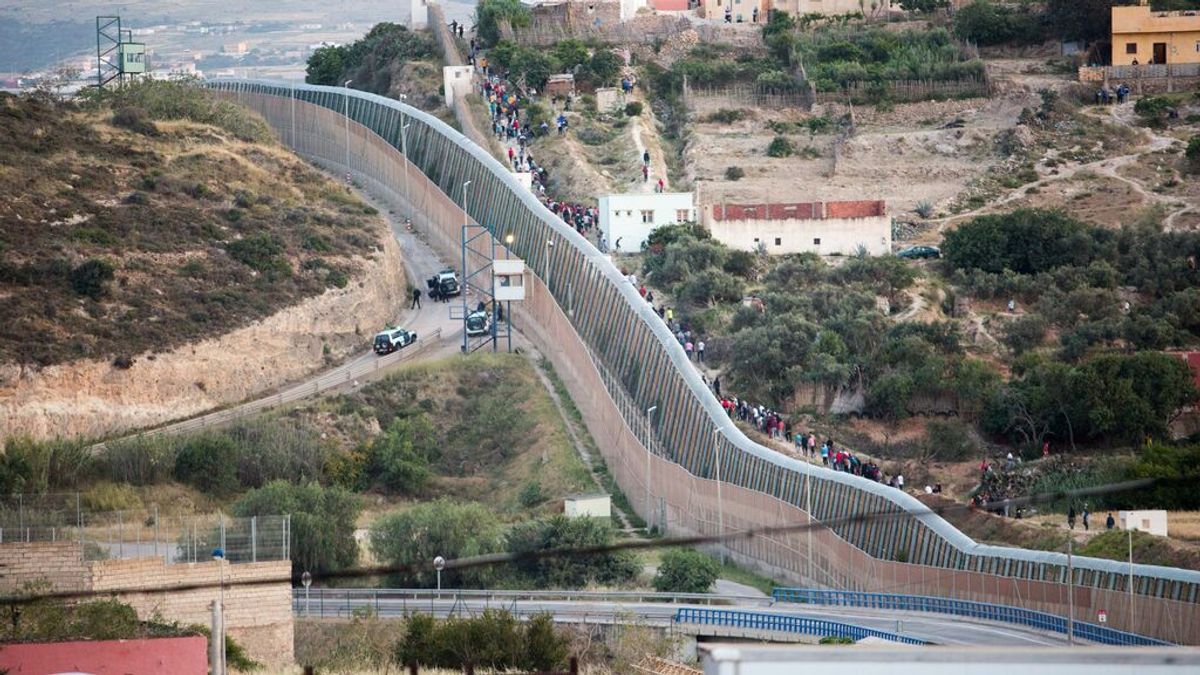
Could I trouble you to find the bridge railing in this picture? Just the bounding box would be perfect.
[772,588,1170,646]
[673,607,928,645]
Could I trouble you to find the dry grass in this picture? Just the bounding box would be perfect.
[0,91,386,368]
[1168,511,1200,543]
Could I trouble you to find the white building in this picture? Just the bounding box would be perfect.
[1119,510,1168,537]
[599,192,695,253]
[705,200,891,256]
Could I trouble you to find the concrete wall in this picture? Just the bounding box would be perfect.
[599,192,695,252]
[1113,5,1200,65]
[0,543,293,668]
[0,636,208,675]
[1121,510,1169,537]
[710,215,890,256]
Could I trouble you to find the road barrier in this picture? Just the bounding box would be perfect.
[772,588,1170,646]
[673,607,928,645]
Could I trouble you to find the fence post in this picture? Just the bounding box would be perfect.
[154,505,160,560]
[251,516,257,563]
[118,511,124,558]
[220,514,226,559]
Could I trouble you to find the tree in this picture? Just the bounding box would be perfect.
[586,50,624,87]
[369,500,504,587]
[1043,0,1112,43]
[306,45,346,86]
[476,0,532,47]
[653,548,720,593]
[953,0,1042,46]
[942,209,1091,274]
[899,0,949,12]
[368,416,433,494]
[232,481,361,575]
[505,516,639,588]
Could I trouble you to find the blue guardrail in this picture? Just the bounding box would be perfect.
[673,607,928,645]
[771,588,1171,646]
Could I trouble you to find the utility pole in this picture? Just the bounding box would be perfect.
[460,180,472,354]
[399,94,412,216]
[805,467,814,585]
[1129,526,1135,631]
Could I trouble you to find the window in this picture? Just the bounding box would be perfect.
[1195,41,1200,52]
[1126,43,1138,54]
[813,238,821,245]
[641,210,654,223]
[774,237,782,246]
[676,209,690,222]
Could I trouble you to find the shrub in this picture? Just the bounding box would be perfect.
[99,436,177,485]
[111,106,159,135]
[724,166,746,181]
[706,108,748,124]
[624,101,644,117]
[394,610,568,671]
[1186,135,1200,172]
[69,258,115,299]
[506,516,640,588]
[766,135,795,158]
[225,234,290,277]
[232,481,361,575]
[953,0,1043,46]
[922,419,978,462]
[1003,314,1048,355]
[676,268,745,305]
[173,434,239,496]
[653,548,720,593]
[915,200,934,218]
[369,500,504,587]
[519,481,545,508]
[83,482,143,512]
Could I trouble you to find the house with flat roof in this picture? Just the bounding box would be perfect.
[1112,0,1200,66]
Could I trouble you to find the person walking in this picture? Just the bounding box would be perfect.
[1106,512,1116,530]
[641,164,649,182]
[1082,507,1090,531]
[411,287,422,309]
[1068,505,1077,530]
[697,339,706,363]
[643,150,650,166]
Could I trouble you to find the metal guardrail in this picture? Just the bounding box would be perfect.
[772,588,1171,647]
[105,328,442,442]
[674,607,929,645]
[294,587,768,608]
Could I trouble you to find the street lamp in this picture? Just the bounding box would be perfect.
[398,94,412,217]
[343,79,353,182]
[644,406,657,532]
[713,427,725,565]
[545,239,555,297]
[211,547,226,675]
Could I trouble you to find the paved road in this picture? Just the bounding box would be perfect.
[295,594,1069,647]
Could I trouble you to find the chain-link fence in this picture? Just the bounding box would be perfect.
[0,493,289,564]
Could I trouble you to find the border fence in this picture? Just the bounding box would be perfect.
[205,78,1200,645]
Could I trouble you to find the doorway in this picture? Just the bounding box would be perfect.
[1153,42,1167,64]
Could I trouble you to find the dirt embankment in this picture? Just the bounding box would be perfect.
[0,234,406,442]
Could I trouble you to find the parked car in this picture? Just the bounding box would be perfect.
[897,245,941,260]
[465,310,491,337]
[428,268,460,297]
[373,327,418,355]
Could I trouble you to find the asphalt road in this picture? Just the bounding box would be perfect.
[294,594,1070,647]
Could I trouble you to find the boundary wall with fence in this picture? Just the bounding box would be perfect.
[208,79,1200,645]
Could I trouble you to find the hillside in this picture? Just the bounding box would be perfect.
[0,82,388,368]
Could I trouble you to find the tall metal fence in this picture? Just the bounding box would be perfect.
[0,494,289,563]
[206,79,1200,644]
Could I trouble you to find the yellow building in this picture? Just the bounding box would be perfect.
[1112,1,1200,66]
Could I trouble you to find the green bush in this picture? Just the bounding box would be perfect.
[232,481,361,575]
[766,135,795,158]
[625,101,644,117]
[368,416,433,494]
[82,482,143,512]
[1186,135,1200,172]
[505,515,639,588]
[225,234,291,279]
[173,434,239,496]
[0,436,93,494]
[676,268,745,305]
[653,548,720,593]
[98,436,177,485]
[369,500,504,587]
[394,610,568,670]
[706,109,749,124]
[69,258,115,299]
[519,481,545,508]
[953,0,1043,46]
[724,165,746,181]
[1003,315,1048,355]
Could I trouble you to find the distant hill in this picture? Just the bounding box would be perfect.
[0,81,387,368]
